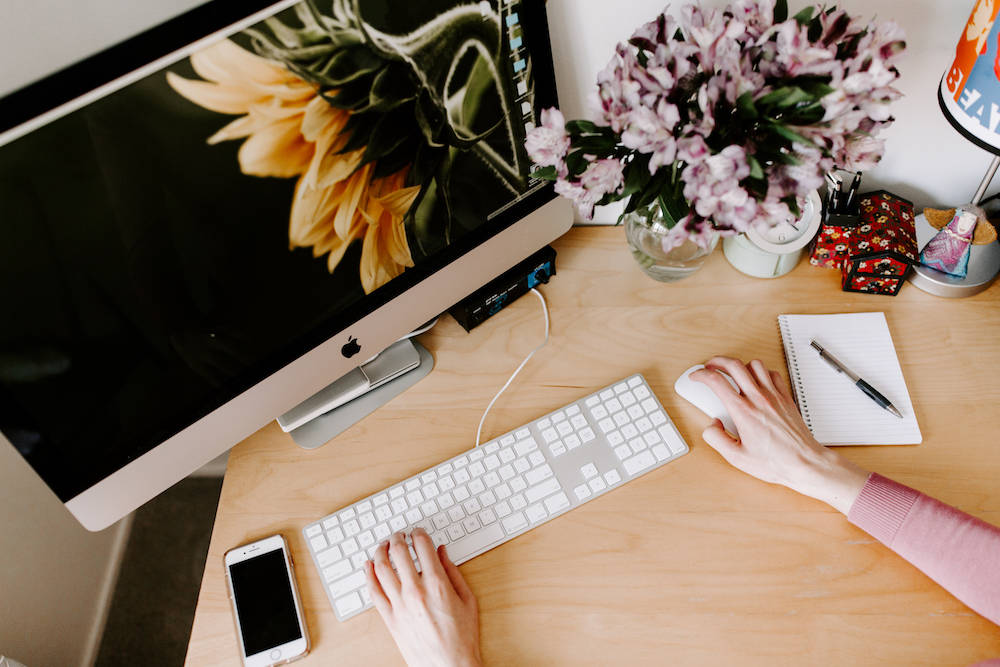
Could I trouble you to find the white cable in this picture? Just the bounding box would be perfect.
[475,288,549,447]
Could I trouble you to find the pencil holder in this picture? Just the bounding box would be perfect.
[810,211,859,270]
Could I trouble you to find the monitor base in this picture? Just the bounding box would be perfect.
[287,341,434,450]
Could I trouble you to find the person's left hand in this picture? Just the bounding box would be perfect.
[365,528,482,667]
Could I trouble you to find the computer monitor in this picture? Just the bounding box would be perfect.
[0,0,571,531]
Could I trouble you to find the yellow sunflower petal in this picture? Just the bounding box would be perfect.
[166,72,259,114]
[237,116,312,177]
[190,39,289,87]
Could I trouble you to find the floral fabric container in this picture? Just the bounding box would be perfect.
[840,191,918,295]
[810,213,857,270]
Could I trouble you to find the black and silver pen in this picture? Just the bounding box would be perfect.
[809,340,903,418]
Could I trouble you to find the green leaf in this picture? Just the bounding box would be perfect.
[318,46,383,86]
[736,91,758,119]
[747,154,764,180]
[531,165,558,180]
[782,194,802,218]
[773,0,788,23]
[793,7,814,25]
[657,195,677,228]
[775,87,812,108]
[807,15,823,42]
[622,154,652,196]
[769,122,815,148]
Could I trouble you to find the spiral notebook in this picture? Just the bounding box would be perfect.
[778,312,921,445]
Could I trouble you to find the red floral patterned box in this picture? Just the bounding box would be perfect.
[840,190,918,296]
[809,212,857,270]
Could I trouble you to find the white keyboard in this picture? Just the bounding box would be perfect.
[303,373,689,622]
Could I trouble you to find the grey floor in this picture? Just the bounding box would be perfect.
[95,477,223,667]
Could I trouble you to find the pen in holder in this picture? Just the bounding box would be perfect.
[810,175,861,270]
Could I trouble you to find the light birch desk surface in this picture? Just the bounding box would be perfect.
[186,226,1000,666]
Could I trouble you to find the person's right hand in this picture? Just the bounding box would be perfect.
[364,528,482,667]
[691,356,870,515]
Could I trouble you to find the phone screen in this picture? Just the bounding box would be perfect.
[229,549,303,656]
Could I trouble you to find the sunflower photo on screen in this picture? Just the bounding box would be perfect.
[168,0,528,294]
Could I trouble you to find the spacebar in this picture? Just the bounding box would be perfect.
[446,524,505,564]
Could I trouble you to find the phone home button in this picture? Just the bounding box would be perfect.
[269,648,282,661]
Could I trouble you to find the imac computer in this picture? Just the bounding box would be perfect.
[0,0,571,531]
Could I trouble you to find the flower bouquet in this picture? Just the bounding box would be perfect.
[525,0,906,273]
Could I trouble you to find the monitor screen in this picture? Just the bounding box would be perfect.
[0,0,557,503]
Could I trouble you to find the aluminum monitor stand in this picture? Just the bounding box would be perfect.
[279,338,434,450]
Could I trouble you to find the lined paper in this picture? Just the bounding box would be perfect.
[778,312,921,445]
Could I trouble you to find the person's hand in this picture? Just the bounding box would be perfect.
[691,356,870,514]
[364,528,482,667]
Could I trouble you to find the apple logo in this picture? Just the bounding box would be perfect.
[341,336,361,358]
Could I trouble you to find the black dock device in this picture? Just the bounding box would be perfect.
[448,246,556,332]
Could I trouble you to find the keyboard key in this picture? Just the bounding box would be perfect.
[629,438,646,454]
[438,493,455,509]
[528,451,545,467]
[604,470,622,486]
[360,512,376,529]
[374,523,391,541]
[650,410,667,426]
[341,538,359,555]
[447,523,504,561]
[550,443,566,457]
[635,385,650,399]
[453,486,470,502]
[544,492,570,514]
[614,382,628,394]
[438,475,455,492]
[310,534,328,552]
[565,434,582,449]
[447,524,465,541]
[636,417,653,433]
[591,405,609,419]
[463,498,482,514]
[306,524,322,538]
[513,458,530,474]
[620,423,637,438]
[495,483,512,499]
[327,527,344,544]
[556,422,573,436]
[567,404,581,416]
[658,424,686,454]
[525,477,562,503]
[317,547,342,567]
[525,464,553,484]
[405,480,420,492]
[514,438,537,455]
[525,503,547,523]
[581,463,598,479]
[574,484,591,500]
[652,444,671,461]
[339,508,357,522]
[454,468,471,484]
[621,392,637,407]
[485,441,499,454]
[542,428,558,443]
[588,477,607,493]
[499,464,516,481]
[641,398,657,412]
[516,428,530,439]
[623,450,656,476]
[537,417,551,429]
[358,530,375,548]
[335,592,363,617]
[484,471,501,487]
[483,455,500,471]
[343,520,361,536]
[406,491,423,507]
[614,444,631,460]
[628,376,643,388]
[359,587,371,607]
[469,479,486,495]
[405,508,422,524]
[570,415,588,429]
[448,506,465,522]
[437,463,453,475]
[353,552,368,569]
[510,478,527,493]
[627,404,644,419]
[479,508,497,525]
[551,411,566,423]
[511,494,527,510]
[433,513,450,530]
[375,505,392,522]
[431,531,447,547]
[479,490,497,506]
[644,431,661,447]
[329,570,366,599]
[585,396,600,407]
[606,398,623,412]
[469,450,484,461]
[495,501,512,518]
[462,517,481,533]
[453,455,469,467]
[357,500,373,513]
[323,517,339,530]
[499,448,516,463]
[391,498,408,514]
[502,511,527,534]
[607,431,624,446]
[600,389,614,401]
[421,500,438,516]
[598,418,615,433]
[423,482,440,498]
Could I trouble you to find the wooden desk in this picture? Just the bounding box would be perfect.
[186,226,1000,665]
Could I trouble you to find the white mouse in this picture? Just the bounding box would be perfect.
[674,364,739,435]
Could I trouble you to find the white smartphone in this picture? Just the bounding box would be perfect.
[224,534,310,666]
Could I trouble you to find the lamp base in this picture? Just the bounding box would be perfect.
[908,213,1000,297]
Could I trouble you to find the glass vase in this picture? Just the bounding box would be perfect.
[624,205,718,282]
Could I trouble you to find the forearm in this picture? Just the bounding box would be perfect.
[847,473,1000,625]
[784,448,870,516]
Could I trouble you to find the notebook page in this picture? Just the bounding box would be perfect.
[779,312,921,445]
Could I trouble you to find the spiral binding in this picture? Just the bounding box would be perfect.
[778,316,812,430]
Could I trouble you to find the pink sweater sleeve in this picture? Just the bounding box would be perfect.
[847,473,1000,625]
